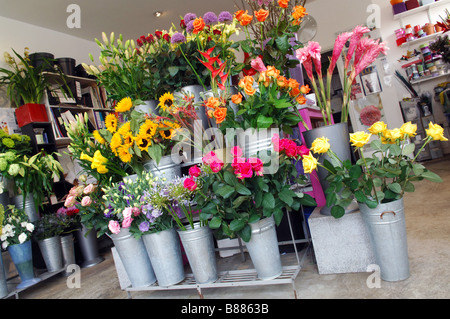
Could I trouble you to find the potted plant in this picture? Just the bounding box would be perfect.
[306,120,447,281]
[55,204,80,275]
[0,205,41,289]
[0,48,68,127]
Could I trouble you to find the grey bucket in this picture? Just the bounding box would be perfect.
[142,228,185,287]
[143,155,182,181]
[38,236,63,272]
[359,198,410,281]
[302,122,355,215]
[109,228,156,288]
[178,85,210,130]
[245,216,282,280]
[75,224,104,268]
[60,234,76,276]
[135,100,159,115]
[178,223,217,284]
[12,194,39,223]
[0,252,7,298]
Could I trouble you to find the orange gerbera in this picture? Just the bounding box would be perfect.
[255,9,269,22]
[278,0,289,8]
[193,17,205,34]
[213,107,227,124]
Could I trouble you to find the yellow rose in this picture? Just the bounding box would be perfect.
[349,131,371,148]
[311,137,330,154]
[389,128,403,141]
[400,122,417,137]
[368,121,387,134]
[426,122,448,141]
[302,152,318,174]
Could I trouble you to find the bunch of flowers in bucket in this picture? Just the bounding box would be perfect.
[0,205,34,249]
[187,141,316,242]
[306,121,447,218]
[92,97,183,175]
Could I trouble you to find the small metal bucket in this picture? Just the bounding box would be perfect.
[359,198,410,281]
[109,228,156,288]
[12,194,39,223]
[60,234,76,276]
[142,228,185,287]
[144,155,182,181]
[178,223,217,284]
[38,236,63,272]
[245,216,282,280]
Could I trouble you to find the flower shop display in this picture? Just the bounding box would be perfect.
[307,121,447,280]
[1,205,41,289]
[235,0,307,76]
[0,204,7,297]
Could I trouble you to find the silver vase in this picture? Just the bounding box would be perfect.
[0,252,8,298]
[142,228,185,287]
[75,224,104,268]
[245,216,282,280]
[60,234,76,276]
[359,198,410,282]
[178,223,217,284]
[12,194,39,222]
[37,235,63,272]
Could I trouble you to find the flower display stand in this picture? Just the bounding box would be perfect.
[118,207,312,299]
[308,206,376,274]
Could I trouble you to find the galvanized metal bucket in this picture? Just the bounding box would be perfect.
[302,123,353,215]
[245,216,283,280]
[7,240,41,289]
[12,194,39,223]
[75,224,104,268]
[135,100,159,115]
[144,155,182,181]
[236,127,280,158]
[359,198,410,281]
[0,252,8,298]
[60,234,76,276]
[38,235,63,272]
[178,223,217,284]
[142,228,185,287]
[109,228,156,288]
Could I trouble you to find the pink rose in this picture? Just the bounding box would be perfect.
[188,165,201,177]
[183,177,197,191]
[122,217,133,228]
[131,207,141,217]
[202,151,218,165]
[232,156,245,169]
[284,141,298,157]
[64,195,76,207]
[296,145,310,158]
[235,161,253,180]
[248,157,263,176]
[210,159,224,173]
[81,196,92,207]
[108,220,121,234]
[83,184,95,194]
[231,146,243,158]
[272,134,280,152]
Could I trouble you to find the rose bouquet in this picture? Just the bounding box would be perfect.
[307,121,447,218]
[0,205,35,249]
[296,25,388,125]
[188,141,316,242]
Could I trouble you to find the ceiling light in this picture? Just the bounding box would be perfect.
[154,11,162,17]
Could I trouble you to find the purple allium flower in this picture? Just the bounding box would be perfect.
[171,32,186,44]
[218,11,233,22]
[186,20,195,33]
[184,13,197,23]
[139,221,150,232]
[203,12,218,25]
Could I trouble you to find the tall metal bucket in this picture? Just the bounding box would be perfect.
[135,100,159,116]
[142,228,185,287]
[60,234,76,276]
[143,155,182,181]
[359,198,410,281]
[12,194,39,223]
[109,228,156,288]
[37,235,63,272]
[75,224,104,268]
[245,216,282,280]
[0,252,8,298]
[178,223,217,284]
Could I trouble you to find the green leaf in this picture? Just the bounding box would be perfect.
[331,205,345,219]
[273,209,284,226]
[421,170,442,183]
[275,35,290,54]
[404,182,415,192]
[235,183,252,195]
[322,159,337,175]
[168,66,179,77]
[299,193,317,206]
[223,170,237,186]
[402,143,415,156]
[262,192,275,209]
[209,217,222,229]
[230,219,245,232]
[248,214,260,224]
[239,225,252,243]
[216,185,235,199]
[365,199,379,209]
[355,190,366,203]
[388,182,402,194]
[279,188,295,206]
[233,196,249,208]
[349,165,362,179]
[256,115,273,128]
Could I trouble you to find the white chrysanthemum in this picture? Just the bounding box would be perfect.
[26,223,34,232]
[3,224,14,233]
[18,232,27,244]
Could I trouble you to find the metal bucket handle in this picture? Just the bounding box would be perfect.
[380,210,396,219]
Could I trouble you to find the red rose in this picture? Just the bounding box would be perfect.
[183,177,197,191]
[296,145,310,158]
[188,165,201,177]
[163,33,171,42]
[155,31,163,38]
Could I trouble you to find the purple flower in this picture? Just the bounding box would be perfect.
[186,20,195,33]
[171,32,186,44]
[203,12,218,25]
[218,11,233,22]
[139,221,150,232]
[104,204,114,218]
[184,13,197,23]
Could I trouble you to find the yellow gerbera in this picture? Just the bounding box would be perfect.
[115,97,133,113]
[92,130,106,144]
[117,145,133,163]
[158,92,174,112]
[105,113,118,133]
[139,120,158,139]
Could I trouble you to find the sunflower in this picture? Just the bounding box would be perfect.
[117,145,133,163]
[139,120,158,139]
[134,134,152,152]
[105,113,118,133]
[92,130,106,144]
[159,126,175,140]
[158,92,175,112]
[121,131,134,148]
[110,132,122,155]
[117,122,131,136]
[115,97,133,112]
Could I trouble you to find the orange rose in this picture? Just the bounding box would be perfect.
[206,109,214,119]
[213,107,227,124]
[204,96,220,109]
[300,84,311,94]
[289,87,300,97]
[292,5,307,21]
[287,78,299,89]
[278,0,290,8]
[240,13,253,26]
[277,76,288,88]
[231,93,243,104]
[255,9,269,22]
[258,72,270,87]
[266,65,280,78]
[235,10,246,21]
[296,95,307,105]
[193,17,205,34]
[239,76,257,95]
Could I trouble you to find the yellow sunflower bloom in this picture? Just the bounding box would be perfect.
[92,130,106,144]
[139,120,158,139]
[158,92,174,112]
[122,131,134,148]
[105,113,118,133]
[117,145,133,163]
[115,97,133,113]
[117,122,131,136]
[159,126,175,140]
[134,134,152,152]
[110,132,122,155]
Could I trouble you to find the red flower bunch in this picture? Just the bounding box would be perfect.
[230,146,264,180]
[198,46,229,90]
[272,134,310,159]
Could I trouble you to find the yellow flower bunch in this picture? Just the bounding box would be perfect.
[80,150,109,174]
